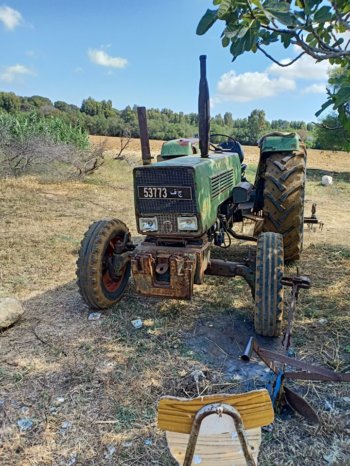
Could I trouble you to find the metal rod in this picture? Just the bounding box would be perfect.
[183,403,256,466]
[137,106,152,165]
[241,336,254,362]
[227,227,257,242]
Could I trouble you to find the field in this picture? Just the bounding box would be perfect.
[0,136,349,465]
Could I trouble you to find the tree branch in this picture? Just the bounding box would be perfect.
[312,121,343,131]
[257,44,305,66]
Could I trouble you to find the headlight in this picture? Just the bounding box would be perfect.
[177,216,198,231]
[139,217,158,232]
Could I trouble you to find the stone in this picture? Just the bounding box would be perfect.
[0,297,24,329]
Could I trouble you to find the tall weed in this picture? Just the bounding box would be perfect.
[0,112,103,178]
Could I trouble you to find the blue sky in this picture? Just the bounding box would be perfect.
[0,1,333,122]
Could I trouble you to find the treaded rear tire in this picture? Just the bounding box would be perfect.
[254,232,284,337]
[254,149,306,261]
[76,219,131,309]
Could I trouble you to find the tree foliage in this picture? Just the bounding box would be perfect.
[248,109,268,142]
[2,90,349,149]
[197,1,350,123]
[314,113,350,149]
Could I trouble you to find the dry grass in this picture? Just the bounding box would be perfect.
[0,137,349,465]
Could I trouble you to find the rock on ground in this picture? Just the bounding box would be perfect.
[0,297,24,329]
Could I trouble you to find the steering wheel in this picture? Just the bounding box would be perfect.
[209,133,238,152]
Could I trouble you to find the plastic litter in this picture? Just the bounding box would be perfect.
[131,319,143,329]
[321,175,333,186]
[17,418,33,431]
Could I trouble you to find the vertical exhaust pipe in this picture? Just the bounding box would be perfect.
[198,55,210,158]
[137,106,152,165]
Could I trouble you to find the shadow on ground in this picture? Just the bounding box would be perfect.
[1,241,349,465]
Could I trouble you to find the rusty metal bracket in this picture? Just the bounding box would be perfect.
[242,338,350,423]
[183,403,256,466]
[304,203,324,230]
[131,253,196,299]
[112,250,132,277]
[304,203,318,224]
[256,345,350,382]
[205,259,255,295]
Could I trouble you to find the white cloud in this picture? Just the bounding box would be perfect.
[0,64,35,82]
[0,5,23,30]
[88,49,128,69]
[268,53,331,81]
[302,83,326,94]
[214,71,295,103]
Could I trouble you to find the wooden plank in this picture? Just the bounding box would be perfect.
[158,389,273,434]
[166,427,261,465]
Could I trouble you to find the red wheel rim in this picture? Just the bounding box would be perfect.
[102,236,125,293]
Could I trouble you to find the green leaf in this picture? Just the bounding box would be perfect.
[264,0,290,12]
[304,0,321,16]
[222,36,230,47]
[244,28,257,51]
[230,37,245,58]
[263,1,297,27]
[196,9,218,35]
[281,32,292,48]
[313,5,333,23]
[218,0,231,19]
[334,86,350,108]
[237,22,253,39]
[315,99,333,117]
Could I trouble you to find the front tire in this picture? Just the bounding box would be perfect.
[254,232,284,337]
[77,219,131,309]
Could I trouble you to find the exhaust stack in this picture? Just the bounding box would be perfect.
[198,55,210,158]
[137,106,152,165]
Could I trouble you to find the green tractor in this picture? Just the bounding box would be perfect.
[77,56,308,337]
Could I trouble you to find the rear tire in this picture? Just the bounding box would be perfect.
[77,219,131,309]
[254,149,306,261]
[254,232,284,337]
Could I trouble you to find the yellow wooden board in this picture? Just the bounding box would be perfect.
[166,426,261,466]
[158,389,274,434]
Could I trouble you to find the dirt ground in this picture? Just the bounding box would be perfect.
[0,137,349,465]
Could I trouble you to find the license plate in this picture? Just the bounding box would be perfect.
[138,186,192,200]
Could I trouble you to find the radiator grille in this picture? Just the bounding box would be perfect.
[211,169,234,199]
[134,167,197,214]
[156,214,180,234]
